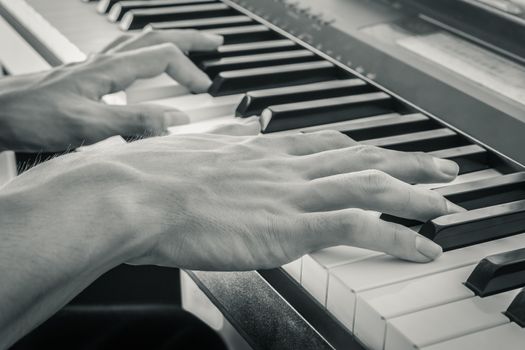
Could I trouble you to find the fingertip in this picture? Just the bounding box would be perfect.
[415,235,442,262]
[189,72,213,93]
[433,158,459,180]
[446,200,467,214]
[163,110,190,127]
[201,33,224,47]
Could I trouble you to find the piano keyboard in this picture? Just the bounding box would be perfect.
[2,0,525,349]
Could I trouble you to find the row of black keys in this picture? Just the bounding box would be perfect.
[84,0,525,256]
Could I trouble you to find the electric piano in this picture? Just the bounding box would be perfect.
[1,0,525,349]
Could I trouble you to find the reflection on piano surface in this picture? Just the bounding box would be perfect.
[1,0,525,349]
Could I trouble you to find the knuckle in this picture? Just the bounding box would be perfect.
[359,169,390,194]
[351,144,383,165]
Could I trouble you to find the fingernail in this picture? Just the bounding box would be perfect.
[446,200,467,214]
[416,236,443,261]
[202,33,224,46]
[163,110,189,127]
[433,158,459,178]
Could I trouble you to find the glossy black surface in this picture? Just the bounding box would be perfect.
[147,14,252,30]
[108,0,215,22]
[120,3,235,30]
[420,199,525,251]
[466,248,525,297]
[363,128,468,152]
[506,289,525,327]
[261,92,394,133]
[201,25,278,44]
[200,50,317,78]
[236,79,373,117]
[208,61,339,96]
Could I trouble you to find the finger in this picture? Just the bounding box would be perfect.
[85,43,212,97]
[258,130,356,156]
[102,104,190,137]
[100,34,133,53]
[108,29,223,53]
[208,117,261,136]
[299,144,460,183]
[296,170,464,221]
[299,209,443,263]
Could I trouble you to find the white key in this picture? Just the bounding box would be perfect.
[301,246,380,306]
[326,233,525,332]
[417,168,501,190]
[148,93,243,123]
[0,151,17,188]
[127,74,190,103]
[421,323,525,350]
[385,289,519,350]
[354,265,475,350]
[282,258,303,283]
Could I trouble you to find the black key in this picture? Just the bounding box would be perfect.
[201,25,278,44]
[236,79,373,117]
[506,289,525,327]
[429,145,489,175]
[419,199,525,251]
[383,172,525,228]
[190,39,298,61]
[97,0,121,13]
[466,248,525,297]
[260,92,394,133]
[120,3,236,30]
[209,61,339,96]
[362,128,470,152]
[200,50,317,78]
[342,113,437,141]
[108,0,216,22]
[436,172,525,210]
[147,15,253,30]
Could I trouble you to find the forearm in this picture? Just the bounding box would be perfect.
[0,154,146,348]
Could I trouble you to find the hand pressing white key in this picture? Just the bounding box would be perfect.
[0,30,223,152]
[0,129,462,347]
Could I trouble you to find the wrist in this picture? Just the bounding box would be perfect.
[0,152,149,273]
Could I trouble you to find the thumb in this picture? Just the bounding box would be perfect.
[105,104,190,137]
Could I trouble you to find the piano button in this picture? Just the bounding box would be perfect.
[355,265,475,350]
[261,92,394,133]
[385,290,519,350]
[201,25,278,44]
[506,289,525,327]
[200,50,317,78]
[108,0,217,22]
[301,247,381,306]
[97,0,120,14]
[420,199,525,251]
[146,15,253,30]
[326,233,525,333]
[341,112,437,141]
[362,128,469,152]
[235,79,373,117]
[429,144,489,175]
[190,39,298,61]
[466,248,525,297]
[208,61,339,96]
[421,323,525,350]
[120,3,236,30]
[436,172,525,210]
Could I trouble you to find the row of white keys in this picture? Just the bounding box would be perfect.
[386,289,520,350]
[281,258,303,282]
[422,323,525,350]
[325,233,525,333]
[354,265,476,350]
[298,166,502,309]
